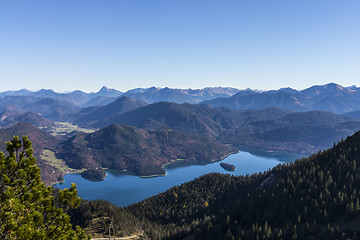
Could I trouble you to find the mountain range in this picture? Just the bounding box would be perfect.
[204,83,360,114]
[0,86,123,107]
[122,86,240,104]
[1,83,360,114]
[76,100,360,154]
[1,83,360,185]
[0,86,240,107]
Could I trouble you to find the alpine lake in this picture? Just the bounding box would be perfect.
[54,147,306,207]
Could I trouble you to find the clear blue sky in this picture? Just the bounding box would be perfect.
[0,1,359,92]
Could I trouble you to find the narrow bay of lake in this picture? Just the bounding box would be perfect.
[54,149,305,207]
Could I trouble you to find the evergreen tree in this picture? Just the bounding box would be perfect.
[0,136,89,240]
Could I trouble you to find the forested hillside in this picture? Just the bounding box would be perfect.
[123,130,360,239]
[56,124,236,176]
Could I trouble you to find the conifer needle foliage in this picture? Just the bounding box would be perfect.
[0,136,89,240]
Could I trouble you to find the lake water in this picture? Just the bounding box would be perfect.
[54,149,305,207]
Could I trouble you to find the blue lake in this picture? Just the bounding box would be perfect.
[54,149,305,207]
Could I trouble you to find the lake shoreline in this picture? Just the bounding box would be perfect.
[54,150,240,183]
[55,148,296,207]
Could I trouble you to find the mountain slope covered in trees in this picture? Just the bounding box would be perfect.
[56,124,236,176]
[123,130,360,239]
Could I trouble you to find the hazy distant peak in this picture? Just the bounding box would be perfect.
[98,86,110,93]
[324,82,345,91]
[38,89,55,93]
[0,88,32,96]
[15,88,32,94]
[71,90,86,94]
[124,87,162,94]
[37,89,57,96]
[345,85,358,91]
[96,86,122,97]
[301,83,349,96]
[278,87,298,93]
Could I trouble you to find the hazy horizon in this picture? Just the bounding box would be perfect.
[0,82,357,94]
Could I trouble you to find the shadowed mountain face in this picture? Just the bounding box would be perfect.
[343,110,360,120]
[84,102,291,137]
[0,111,54,128]
[218,111,360,153]
[75,96,148,127]
[203,83,360,114]
[0,122,59,154]
[82,101,360,154]
[56,124,236,176]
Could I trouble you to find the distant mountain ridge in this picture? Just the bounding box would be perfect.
[0,86,240,107]
[204,83,360,114]
[343,110,360,120]
[0,86,123,107]
[1,83,359,113]
[0,96,80,121]
[122,86,241,104]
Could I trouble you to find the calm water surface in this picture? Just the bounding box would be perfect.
[55,149,305,207]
